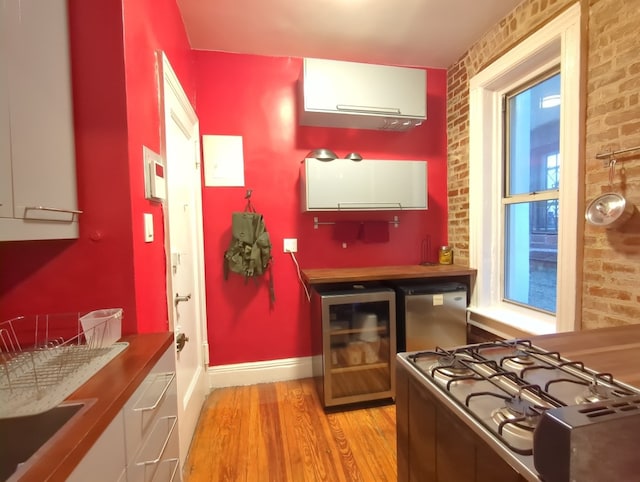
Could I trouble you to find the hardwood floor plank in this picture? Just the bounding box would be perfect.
[337,406,397,481]
[256,383,289,481]
[184,378,397,482]
[289,380,344,481]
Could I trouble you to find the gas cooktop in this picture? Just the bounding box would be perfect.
[398,340,640,481]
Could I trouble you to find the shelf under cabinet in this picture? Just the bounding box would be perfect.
[331,364,391,400]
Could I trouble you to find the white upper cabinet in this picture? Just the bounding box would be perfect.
[0,0,80,241]
[0,25,12,220]
[301,158,428,211]
[299,58,427,131]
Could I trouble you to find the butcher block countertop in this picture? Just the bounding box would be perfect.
[16,332,173,482]
[531,324,640,389]
[302,264,477,284]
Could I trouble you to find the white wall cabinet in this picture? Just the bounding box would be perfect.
[0,0,80,241]
[300,58,426,131]
[301,158,428,211]
[68,345,179,482]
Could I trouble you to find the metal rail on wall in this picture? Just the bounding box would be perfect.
[596,145,640,167]
[313,215,400,229]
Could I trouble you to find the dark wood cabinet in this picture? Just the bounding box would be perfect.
[476,443,527,482]
[466,323,505,344]
[436,406,476,481]
[396,362,526,482]
[408,373,437,482]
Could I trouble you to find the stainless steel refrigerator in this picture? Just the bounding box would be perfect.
[395,282,467,352]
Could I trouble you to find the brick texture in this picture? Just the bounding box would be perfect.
[447,0,640,329]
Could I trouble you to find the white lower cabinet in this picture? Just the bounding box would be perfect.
[67,411,127,482]
[69,345,179,481]
[124,346,179,482]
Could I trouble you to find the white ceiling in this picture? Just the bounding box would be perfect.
[176,0,524,69]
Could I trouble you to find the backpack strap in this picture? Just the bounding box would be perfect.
[268,263,275,305]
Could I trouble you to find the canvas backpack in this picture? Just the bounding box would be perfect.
[223,208,275,303]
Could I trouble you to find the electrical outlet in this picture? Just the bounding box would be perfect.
[283,238,298,253]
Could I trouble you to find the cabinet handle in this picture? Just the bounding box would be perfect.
[24,205,83,222]
[336,202,403,210]
[336,104,402,115]
[136,415,177,466]
[133,372,175,412]
[163,458,180,482]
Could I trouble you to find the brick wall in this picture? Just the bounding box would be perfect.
[447,0,640,329]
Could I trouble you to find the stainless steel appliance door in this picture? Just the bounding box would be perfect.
[405,290,467,351]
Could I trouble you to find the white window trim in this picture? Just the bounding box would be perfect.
[468,3,582,335]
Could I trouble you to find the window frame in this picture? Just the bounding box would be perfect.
[467,3,583,335]
[502,69,560,313]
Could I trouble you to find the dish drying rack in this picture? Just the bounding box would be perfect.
[0,309,128,418]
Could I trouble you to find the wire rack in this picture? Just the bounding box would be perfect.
[0,310,128,418]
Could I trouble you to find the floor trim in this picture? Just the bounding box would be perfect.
[207,355,320,389]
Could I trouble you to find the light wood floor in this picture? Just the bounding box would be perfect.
[183,378,397,482]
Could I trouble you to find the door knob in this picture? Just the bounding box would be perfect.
[176,332,189,352]
[175,293,191,306]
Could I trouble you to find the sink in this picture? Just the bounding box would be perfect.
[0,400,93,481]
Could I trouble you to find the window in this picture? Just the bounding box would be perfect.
[467,4,582,335]
[504,71,560,314]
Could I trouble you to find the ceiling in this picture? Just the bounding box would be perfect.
[176,0,524,69]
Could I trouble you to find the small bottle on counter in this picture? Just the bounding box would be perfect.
[438,245,453,264]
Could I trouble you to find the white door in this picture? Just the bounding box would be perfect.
[160,52,209,469]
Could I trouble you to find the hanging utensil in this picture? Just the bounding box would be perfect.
[585,158,634,229]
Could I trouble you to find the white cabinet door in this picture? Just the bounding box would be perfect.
[371,160,428,210]
[302,158,427,211]
[303,58,426,119]
[124,346,180,482]
[1,0,79,240]
[0,8,12,219]
[303,158,374,210]
[66,411,127,482]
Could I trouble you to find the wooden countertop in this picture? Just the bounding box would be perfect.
[531,324,640,388]
[302,264,477,284]
[16,332,173,482]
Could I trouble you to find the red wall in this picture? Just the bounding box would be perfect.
[0,0,193,334]
[0,2,448,366]
[195,52,448,365]
[121,0,196,332]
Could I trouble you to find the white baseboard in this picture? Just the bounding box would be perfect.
[207,355,321,389]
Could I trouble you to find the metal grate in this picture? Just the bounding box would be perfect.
[0,312,127,418]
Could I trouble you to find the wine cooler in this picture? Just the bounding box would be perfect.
[310,284,396,408]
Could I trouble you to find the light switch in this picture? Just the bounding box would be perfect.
[144,213,154,242]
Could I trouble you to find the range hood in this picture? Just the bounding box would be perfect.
[299,58,427,131]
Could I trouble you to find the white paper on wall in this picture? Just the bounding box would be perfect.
[202,135,245,187]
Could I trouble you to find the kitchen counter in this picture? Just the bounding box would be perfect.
[302,264,476,284]
[15,332,173,482]
[531,324,640,388]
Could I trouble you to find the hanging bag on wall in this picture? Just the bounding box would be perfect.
[223,195,275,304]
